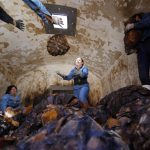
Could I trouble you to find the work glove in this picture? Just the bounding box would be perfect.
[125,23,134,32]
[15,20,25,31]
[52,16,64,26]
[56,71,65,79]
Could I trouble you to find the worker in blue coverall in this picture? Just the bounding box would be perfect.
[57,57,90,110]
[0,85,22,114]
[22,0,63,25]
[125,12,150,90]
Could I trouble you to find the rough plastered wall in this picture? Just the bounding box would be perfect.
[0,0,150,104]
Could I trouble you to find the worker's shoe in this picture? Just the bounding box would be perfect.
[142,85,150,90]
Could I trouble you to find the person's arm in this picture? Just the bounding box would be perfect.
[30,0,63,25]
[125,13,150,32]
[134,15,150,29]
[57,69,75,81]
[80,67,88,78]
[0,7,24,31]
[64,69,75,80]
[1,95,9,113]
[0,6,14,24]
[30,0,52,16]
[23,0,63,25]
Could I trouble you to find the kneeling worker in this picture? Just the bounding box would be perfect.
[57,57,90,111]
[0,85,22,126]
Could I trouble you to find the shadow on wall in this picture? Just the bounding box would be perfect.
[100,53,140,97]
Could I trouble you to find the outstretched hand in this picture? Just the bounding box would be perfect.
[15,20,25,31]
[45,15,64,27]
[56,71,65,79]
[52,16,64,26]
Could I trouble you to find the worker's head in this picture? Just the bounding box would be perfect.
[75,57,84,68]
[5,85,17,96]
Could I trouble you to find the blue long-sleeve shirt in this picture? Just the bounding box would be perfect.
[0,94,21,113]
[22,0,52,24]
[64,66,89,89]
[134,13,150,41]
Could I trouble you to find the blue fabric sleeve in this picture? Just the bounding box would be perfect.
[30,0,51,16]
[64,68,75,80]
[23,0,51,24]
[1,95,8,112]
[134,14,150,29]
[80,67,88,78]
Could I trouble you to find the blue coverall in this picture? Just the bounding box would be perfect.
[64,66,89,104]
[134,13,150,85]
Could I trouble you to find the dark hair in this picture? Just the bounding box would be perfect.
[5,85,17,94]
[79,57,84,66]
[81,58,84,63]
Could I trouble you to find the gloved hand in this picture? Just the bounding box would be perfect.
[52,16,64,25]
[56,71,65,79]
[125,23,134,32]
[15,20,25,31]
[15,20,24,31]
